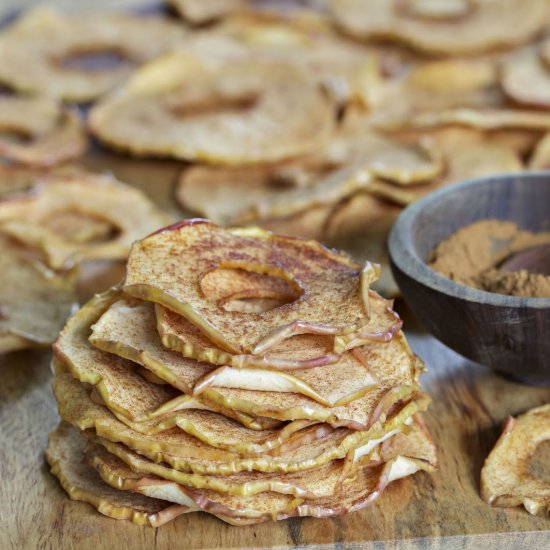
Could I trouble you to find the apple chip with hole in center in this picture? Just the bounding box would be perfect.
[123,220,380,356]
[89,53,335,165]
[0,172,171,269]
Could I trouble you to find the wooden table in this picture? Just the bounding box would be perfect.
[1,2,550,548]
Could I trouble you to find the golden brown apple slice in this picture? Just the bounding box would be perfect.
[53,372,427,475]
[0,7,187,102]
[89,53,335,164]
[0,232,77,353]
[481,404,550,516]
[501,48,550,109]
[46,422,191,527]
[529,132,550,169]
[330,0,546,55]
[169,0,246,23]
[0,172,171,269]
[123,220,378,355]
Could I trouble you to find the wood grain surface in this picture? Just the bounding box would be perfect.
[1,149,550,550]
[1,1,550,547]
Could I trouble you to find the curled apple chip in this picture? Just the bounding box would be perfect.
[0,232,77,353]
[89,53,335,164]
[0,95,86,167]
[54,289,278,436]
[501,48,550,109]
[46,422,194,527]
[0,172,171,269]
[123,220,378,355]
[330,0,547,55]
[481,405,550,516]
[156,291,402,369]
[0,7,187,102]
[169,0,246,23]
[53,371,427,475]
[529,132,550,169]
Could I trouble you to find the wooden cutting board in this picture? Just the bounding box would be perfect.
[2,148,550,550]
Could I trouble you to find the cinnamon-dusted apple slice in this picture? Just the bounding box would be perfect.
[481,404,550,516]
[156,291,402,369]
[0,172,171,269]
[0,232,77,353]
[330,0,547,56]
[89,53,335,164]
[0,94,86,167]
[54,372,428,475]
[0,7,187,102]
[54,289,277,435]
[501,48,550,109]
[46,422,192,527]
[123,220,379,355]
[89,297,423,429]
[529,132,550,169]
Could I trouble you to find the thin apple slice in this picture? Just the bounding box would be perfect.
[330,0,546,55]
[89,53,335,164]
[481,405,550,515]
[123,220,379,355]
[0,172,171,269]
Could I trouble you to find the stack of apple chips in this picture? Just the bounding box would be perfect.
[47,220,437,527]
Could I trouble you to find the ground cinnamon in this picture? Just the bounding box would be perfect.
[429,220,550,298]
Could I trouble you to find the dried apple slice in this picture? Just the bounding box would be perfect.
[89,52,335,164]
[529,132,550,169]
[46,422,191,527]
[123,220,377,355]
[330,0,547,55]
[169,0,246,23]
[156,290,402,369]
[0,7,187,102]
[481,404,550,516]
[0,172,171,269]
[54,288,276,434]
[0,232,77,353]
[0,95,86,167]
[53,371,427,475]
[501,48,550,109]
[90,296,422,428]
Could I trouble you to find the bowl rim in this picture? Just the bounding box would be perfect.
[388,171,550,309]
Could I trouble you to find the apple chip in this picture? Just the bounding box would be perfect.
[481,405,550,516]
[0,7,187,102]
[501,48,550,109]
[0,232,77,353]
[330,0,547,55]
[123,220,381,355]
[0,95,86,167]
[89,53,335,164]
[53,372,427,474]
[0,172,171,269]
[529,132,550,169]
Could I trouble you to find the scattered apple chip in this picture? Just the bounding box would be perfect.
[501,48,550,109]
[123,220,379,355]
[0,172,171,269]
[329,0,547,55]
[481,404,550,516]
[0,95,86,167]
[0,232,77,353]
[529,132,550,169]
[0,7,187,102]
[89,53,335,164]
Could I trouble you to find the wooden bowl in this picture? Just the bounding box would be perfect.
[388,172,550,386]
